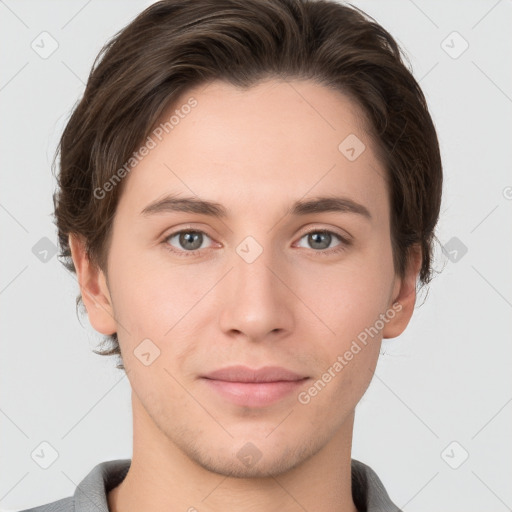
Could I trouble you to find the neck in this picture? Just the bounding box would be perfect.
[108,392,358,512]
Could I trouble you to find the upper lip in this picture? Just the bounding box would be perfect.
[202,365,307,383]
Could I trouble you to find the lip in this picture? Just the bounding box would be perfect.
[202,365,307,383]
[200,365,309,408]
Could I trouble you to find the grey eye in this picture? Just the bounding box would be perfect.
[297,231,342,251]
[166,230,210,251]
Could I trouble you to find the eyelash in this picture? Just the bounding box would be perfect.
[162,227,351,258]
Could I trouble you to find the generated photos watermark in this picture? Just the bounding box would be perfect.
[93,96,198,200]
[297,302,403,405]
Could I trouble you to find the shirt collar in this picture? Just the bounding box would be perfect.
[73,458,401,512]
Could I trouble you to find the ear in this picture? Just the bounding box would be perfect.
[68,233,117,335]
[382,244,422,339]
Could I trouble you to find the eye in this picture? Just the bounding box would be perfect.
[295,229,350,255]
[163,229,214,256]
[162,227,351,258]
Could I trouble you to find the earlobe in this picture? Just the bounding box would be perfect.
[68,233,117,336]
[382,245,422,339]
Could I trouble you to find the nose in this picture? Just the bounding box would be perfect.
[217,242,295,343]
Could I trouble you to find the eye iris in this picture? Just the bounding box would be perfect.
[180,231,202,250]
[309,232,331,250]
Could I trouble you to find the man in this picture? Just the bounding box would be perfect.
[20,0,442,510]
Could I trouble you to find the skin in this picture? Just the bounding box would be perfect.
[69,79,421,512]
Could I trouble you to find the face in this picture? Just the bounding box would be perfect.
[73,79,419,478]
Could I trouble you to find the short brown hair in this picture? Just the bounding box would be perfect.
[53,0,443,369]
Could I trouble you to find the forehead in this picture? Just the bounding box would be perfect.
[116,78,388,221]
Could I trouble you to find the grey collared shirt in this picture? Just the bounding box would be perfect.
[18,458,402,512]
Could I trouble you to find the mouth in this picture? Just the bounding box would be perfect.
[200,365,310,407]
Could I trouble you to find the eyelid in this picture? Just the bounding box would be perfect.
[161,224,215,241]
[296,224,353,243]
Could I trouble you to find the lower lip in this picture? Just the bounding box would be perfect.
[201,378,309,407]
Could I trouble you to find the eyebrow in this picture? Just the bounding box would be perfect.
[140,193,372,220]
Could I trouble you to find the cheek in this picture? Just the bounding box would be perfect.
[294,240,394,337]
[108,245,219,367]
[292,241,395,404]
[106,246,178,338]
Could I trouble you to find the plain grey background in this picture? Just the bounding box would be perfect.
[1,1,511,511]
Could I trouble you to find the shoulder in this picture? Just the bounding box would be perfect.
[14,459,131,512]
[15,495,73,512]
[351,458,403,512]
